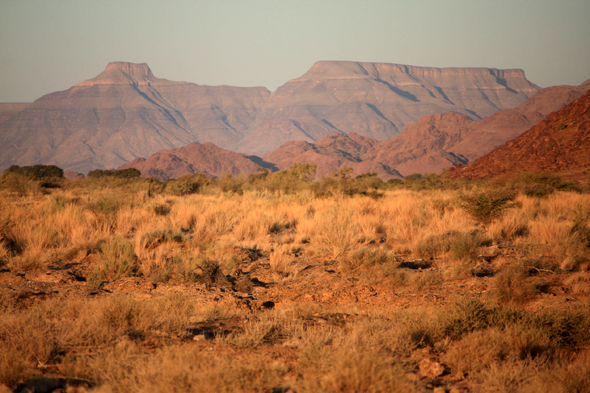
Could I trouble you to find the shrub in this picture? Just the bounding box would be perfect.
[490,172,582,195]
[85,196,122,231]
[89,237,138,287]
[87,168,141,179]
[216,174,245,194]
[3,164,64,180]
[153,203,171,216]
[166,174,208,196]
[458,189,518,224]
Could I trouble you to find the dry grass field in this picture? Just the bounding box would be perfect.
[1,168,589,393]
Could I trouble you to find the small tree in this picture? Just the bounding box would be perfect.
[458,189,518,224]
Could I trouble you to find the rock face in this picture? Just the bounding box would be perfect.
[262,82,589,178]
[0,61,539,173]
[119,142,276,181]
[448,88,590,181]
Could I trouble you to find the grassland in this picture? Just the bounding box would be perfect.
[1,169,589,393]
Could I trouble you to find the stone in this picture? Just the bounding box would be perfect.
[419,358,446,378]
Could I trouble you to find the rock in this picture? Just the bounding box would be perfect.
[419,358,446,378]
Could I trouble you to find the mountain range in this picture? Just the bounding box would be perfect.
[116,80,589,181]
[0,61,541,173]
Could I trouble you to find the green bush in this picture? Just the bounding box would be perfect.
[490,172,582,196]
[3,165,64,180]
[458,189,518,224]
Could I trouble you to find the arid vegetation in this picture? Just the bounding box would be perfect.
[1,165,589,393]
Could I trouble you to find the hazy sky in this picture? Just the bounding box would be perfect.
[1,0,589,102]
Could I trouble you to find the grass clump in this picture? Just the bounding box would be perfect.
[416,229,490,261]
[140,229,184,250]
[89,237,138,287]
[153,203,172,216]
[85,196,123,232]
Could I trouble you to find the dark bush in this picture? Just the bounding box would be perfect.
[166,174,209,196]
[3,165,64,180]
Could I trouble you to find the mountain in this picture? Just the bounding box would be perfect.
[447,89,590,181]
[0,62,269,173]
[237,61,540,156]
[119,142,275,181]
[362,81,590,176]
[261,82,589,179]
[0,61,540,173]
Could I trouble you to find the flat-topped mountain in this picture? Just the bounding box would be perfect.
[237,61,540,156]
[448,88,590,181]
[0,61,540,173]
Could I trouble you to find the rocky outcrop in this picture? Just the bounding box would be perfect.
[0,61,540,173]
[448,89,590,181]
[263,133,402,180]
[119,142,275,181]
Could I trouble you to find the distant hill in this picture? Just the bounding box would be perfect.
[0,61,540,173]
[119,142,276,181]
[448,88,590,181]
[263,133,402,180]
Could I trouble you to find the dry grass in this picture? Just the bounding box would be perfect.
[1,177,590,392]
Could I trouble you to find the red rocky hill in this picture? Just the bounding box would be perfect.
[119,142,275,181]
[448,89,590,181]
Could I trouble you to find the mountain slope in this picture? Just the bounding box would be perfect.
[263,133,402,179]
[262,82,589,178]
[0,62,269,173]
[448,89,590,181]
[363,82,590,176]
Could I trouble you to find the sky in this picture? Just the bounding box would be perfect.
[1,0,589,103]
